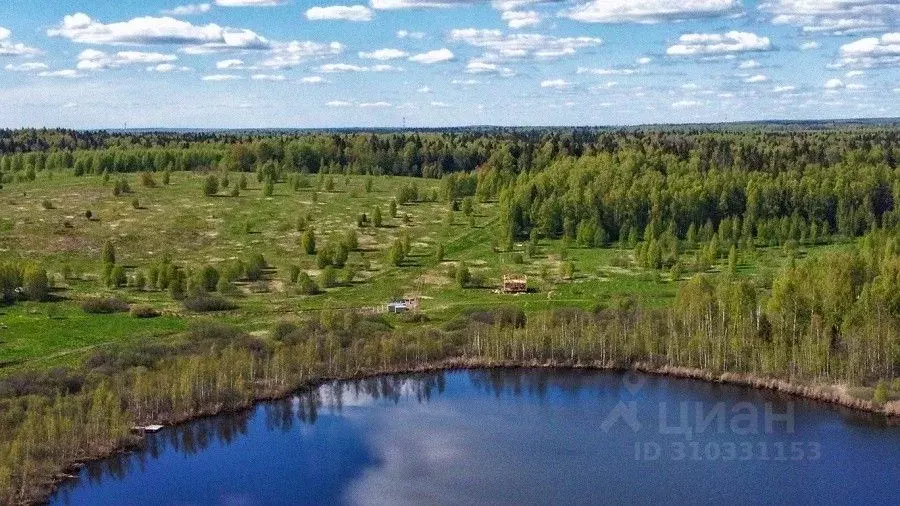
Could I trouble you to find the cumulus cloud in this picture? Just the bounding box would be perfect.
[202,73,242,80]
[161,3,212,15]
[359,101,392,107]
[834,32,900,68]
[760,0,899,35]
[318,62,400,72]
[449,29,602,60]
[430,101,451,107]
[215,0,287,6]
[501,10,540,29]
[306,5,374,22]
[359,48,408,60]
[326,100,353,106]
[262,40,344,68]
[417,86,432,93]
[216,58,247,69]
[147,63,190,72]
[48,13,270,53]
[576,67,637,75]
[666,31,772,56]
[76,49,178,70]
[465,61,515,76]
[4,62,48,72]
[800,41,820,50]
[300,76,326,83]
[636,56,653,65]
[671,99,701,108]
[738,59,761,69]
[540,78,570,89]
[824,78,844,89]
[409,48,455,64]
[0,27,40,56]
[38,69,82,78]
[562,0,742,24]
[251,73,285,80]
[771,85,796,93]
[396,30,426,39]
[371,0,459,9]
[744,74,768,83]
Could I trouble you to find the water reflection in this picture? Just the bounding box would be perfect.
[52,369,900,506]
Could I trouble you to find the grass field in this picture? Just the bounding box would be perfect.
[0,170,854,372]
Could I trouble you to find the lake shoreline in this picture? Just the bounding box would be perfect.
[42,358,899,505]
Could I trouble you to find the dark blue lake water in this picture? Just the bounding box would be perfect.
[51,369,900,505]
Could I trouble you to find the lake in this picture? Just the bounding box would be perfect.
[51,369,900,505]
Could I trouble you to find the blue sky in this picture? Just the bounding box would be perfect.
[0,0,898,128]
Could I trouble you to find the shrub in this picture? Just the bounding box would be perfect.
[188,321,246,341]
[81,297,129,314]
[301,229,316,255]
[183,294,237,312]
[245,253,267,281]
[22,266,50,302]
[318,266,338,289]
[109,265,127,288]
[198,265,220,292]
[456,262,471,288]
[41,199,54,210]
[130,304,160,318]
[203,174,219,196]
[140,171,157,188]
[102,240,116,265]
[84,209,93,220]
[296,272,319,295]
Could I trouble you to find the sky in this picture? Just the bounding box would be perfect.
[0,0,898,128]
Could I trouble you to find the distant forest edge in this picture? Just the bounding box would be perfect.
[0,125,899,504]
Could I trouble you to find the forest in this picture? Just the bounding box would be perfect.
[0,125,898,503]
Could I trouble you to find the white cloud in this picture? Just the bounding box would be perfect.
[845,70,865,77]
[430,101,451,107]
[771,85,796,93]
[262,41,344,68]
[636,56,653,65]
[359,48,408,60]
[359,101,392,107]
[306,5,374,22]
[161,3,212,15]
[576,67,636,75]
[216,58,246,69]
[48,13,270,52]
[800,41,820,50]
[202,73,242,80]
[371,0,457,9]
[451,78,480,85]
[465,61,515,76]
[562,0,742,24]
[846,83,867,90]
[77,49,178,70]
[738,59,761,69]
[300,76,326,83]
[824,78,844,89]
[4,62,48,72]
[319,63,368,72]
[835,32,900,68]
[409,48,454,64]
[215,0,287,6]
[251,73,285,80]
[671,99,701,108]
[396,30,426,39]
[744,74,768,83]
[327,100,353,107]
[0,27,40,56]
[501,11,541,29]
[760,0,898,35]
[318,62,400,72]
[449,29,602,60]
[540,78,570,89]
[417,86,432,93]
[147,63,190,72]
[667,31,772,56]
[38,69,82,78]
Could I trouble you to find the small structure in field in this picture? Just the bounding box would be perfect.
[387,295,421,313]
[502,275,528,294]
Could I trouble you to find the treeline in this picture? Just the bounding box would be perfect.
[494,150,898,249]
[2,229,898,503]
[1,128,898,182]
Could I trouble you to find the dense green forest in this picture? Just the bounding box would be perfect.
[0,126,898,503]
